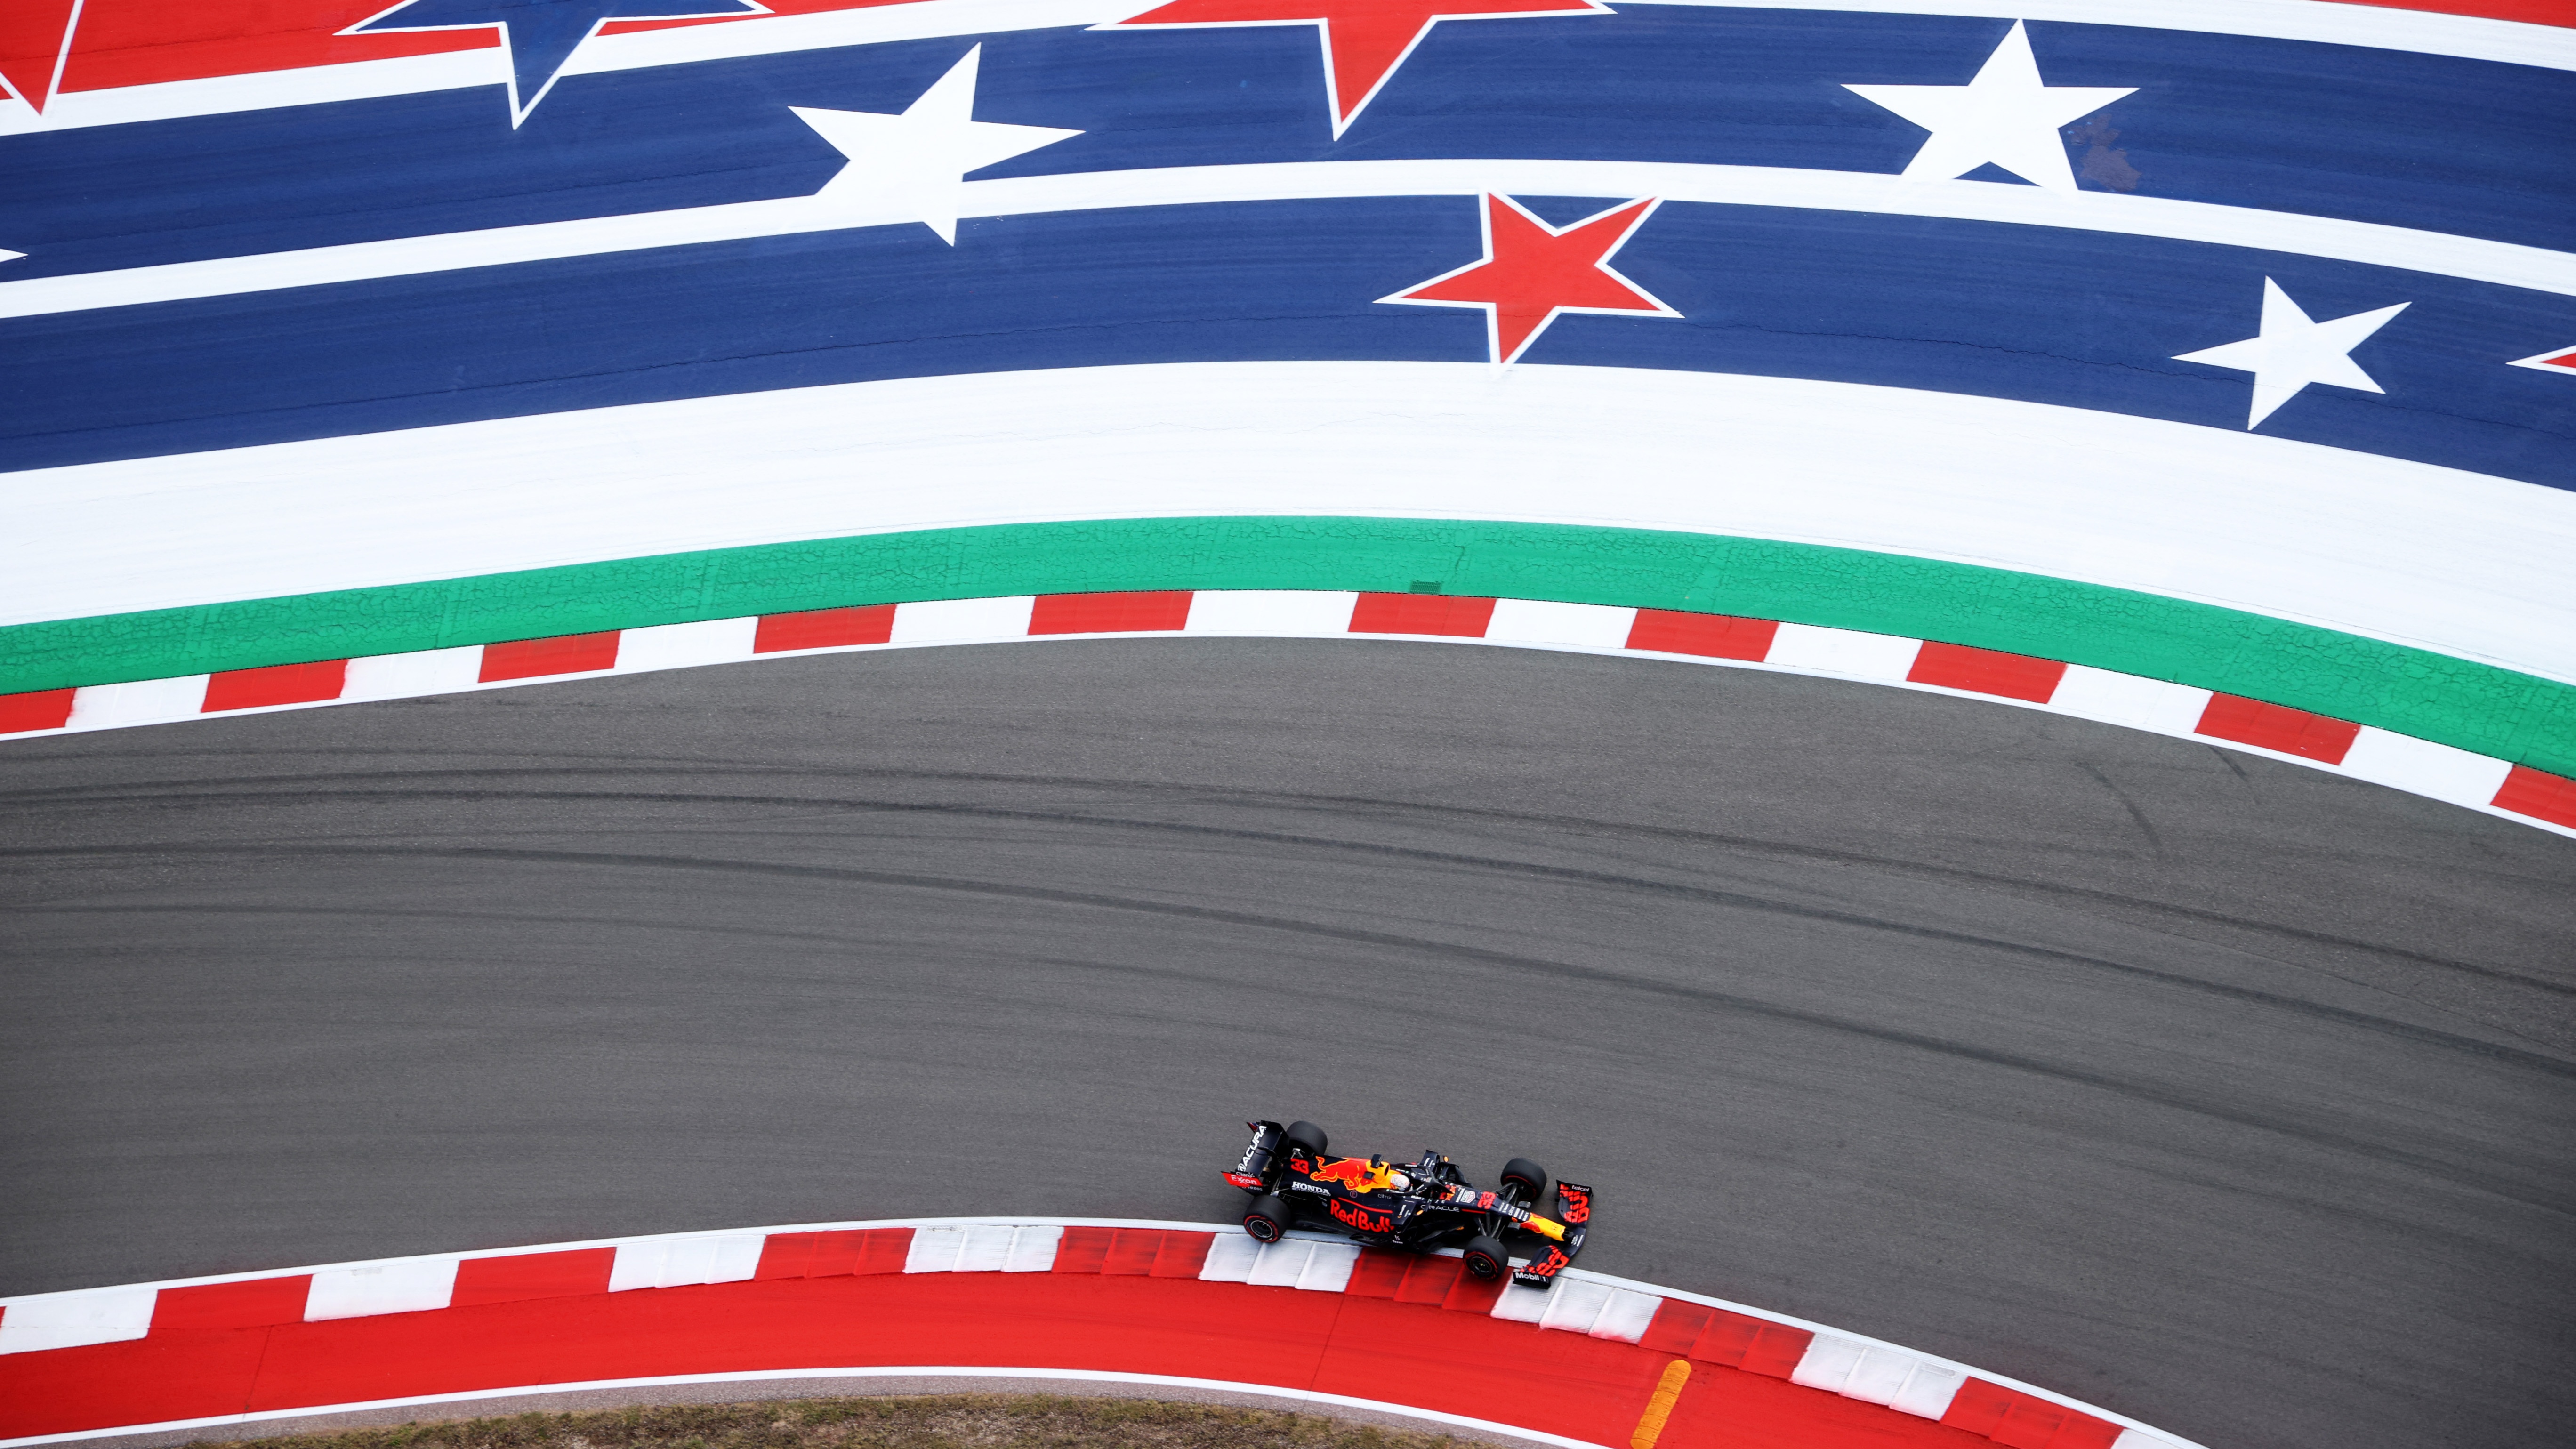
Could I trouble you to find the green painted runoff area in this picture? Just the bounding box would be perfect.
[7,517,2571,776]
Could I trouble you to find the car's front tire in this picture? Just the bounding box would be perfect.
[1500,1158,1548,1204]
[1243,1195,1293,1243]
[1461,1236,1509,1280]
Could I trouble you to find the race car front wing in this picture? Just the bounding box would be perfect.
[1506,1181,1594,1287]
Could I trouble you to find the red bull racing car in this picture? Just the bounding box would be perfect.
[1221,1120,1593,1288]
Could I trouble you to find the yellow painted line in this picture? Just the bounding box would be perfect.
[1631,1359,1692,1449]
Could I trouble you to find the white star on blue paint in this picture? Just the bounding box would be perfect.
[345,0,771,126]
[2175,277,2410,429]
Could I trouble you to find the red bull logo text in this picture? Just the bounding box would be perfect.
[1327,1198,1393,1233]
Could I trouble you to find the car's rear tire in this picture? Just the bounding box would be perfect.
[1243,1195,1293,1243]
[1500,1158,1548,1204]
[1461,1236,1509,1281]
[1285,1121,1328,1156]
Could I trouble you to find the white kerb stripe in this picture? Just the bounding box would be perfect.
[1839,1345,1924,1406]
[1790,1334,1870,1392]
[1490,1281,1551,1324]
[1537,1278,1615,1335]
[1766,624,1922,682]
[1244,1240,1315,1288]
[2048,667,2214,735]
[0,1287,157,1355]
[1003,1226,1064,1272]
[305,1258,459,1320]
[1198,1233,1262,1282]
[902,1226,968,1274]
[1295,1242,1361,1293]
[1485,599,1637,651]
[608,1236,763,1292]
[1588,1288,1660,1343]
[1890,1360,1969,1420]
[2338,727,2516,806]
[65,676,209,729]
[890,596,1037,644]
[952,1224,1021,1272]
[343,647,483,702]
[1183,590,1361,637]
[617,617,758,673]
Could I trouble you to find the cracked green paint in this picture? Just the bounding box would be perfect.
[3,516,2570,776]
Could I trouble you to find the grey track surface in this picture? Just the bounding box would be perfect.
[3,639,2571,1449]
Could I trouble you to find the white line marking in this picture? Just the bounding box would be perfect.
[3,156,2567,320]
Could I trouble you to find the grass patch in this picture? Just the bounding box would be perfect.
[186,1395,1481,1449]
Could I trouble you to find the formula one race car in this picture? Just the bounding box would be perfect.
[1221,1120,1593,1288]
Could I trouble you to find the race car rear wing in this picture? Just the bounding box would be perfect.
[1224,1120,1286,1191]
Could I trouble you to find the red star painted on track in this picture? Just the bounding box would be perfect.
[1110,0,1610,137]
[0,0,81,113]
[2507,343,2576,375]
[1382,193,1677,365]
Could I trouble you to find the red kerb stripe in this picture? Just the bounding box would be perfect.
[754,604,897,652]
[202,659,347,711]
[1686,1307,1812,1378]
[1625,610,1778,661]
[1029,591,1195,635]
[479,632,621,682]
[0,688,77,734]
[1942,1379,2121,1449]
[1052,1226,1117,1274]
[1348,594,1497,637]
[1906,642,2066,703]
[2492,764,2576,828]
[452,1249,615,1308]
[2194,693,2361,764]
[151,1277,311,1333]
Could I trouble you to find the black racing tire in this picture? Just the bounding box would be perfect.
[1243,1195,1293,1243]
[1461,1236,1509,1281]
[1285,1121,1328,1156]
[1500,1158,1548,1204]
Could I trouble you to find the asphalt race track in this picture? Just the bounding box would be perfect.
[4,640,2571,1449]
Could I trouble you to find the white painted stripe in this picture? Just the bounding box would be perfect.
[1485,599,1637,650]
[903,1226,968,1273]
[1889,1360,1968,1420]
[0,1286,155,1355]
[1764,623,1922,682]
[615,617,758,673]
[64,675,208,728]
[2338,727,2518,806]
[2046,666,2215,734]
[607,1235,765,1291]
[1295,1242,1362,1293]
[305,1258,459,1320]
[1490,1281,1551,1323]
[2,0,2562,144]
[1245,1240,1315,1288]
[1003,1225,1064,1272]
[1184,590,1362,637]
[891,596,1038,644]
[1538,1278,1615,1334]
[343,646,484,702]
[7,157,2567,322]
[1790,1333,1870,1391]
[1588,1288,1660,1344]
[953,1224,1022,1272]
[1838,1345,1925,1406]
[1197,1233,1262,1282]
[14,363,2573,692]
